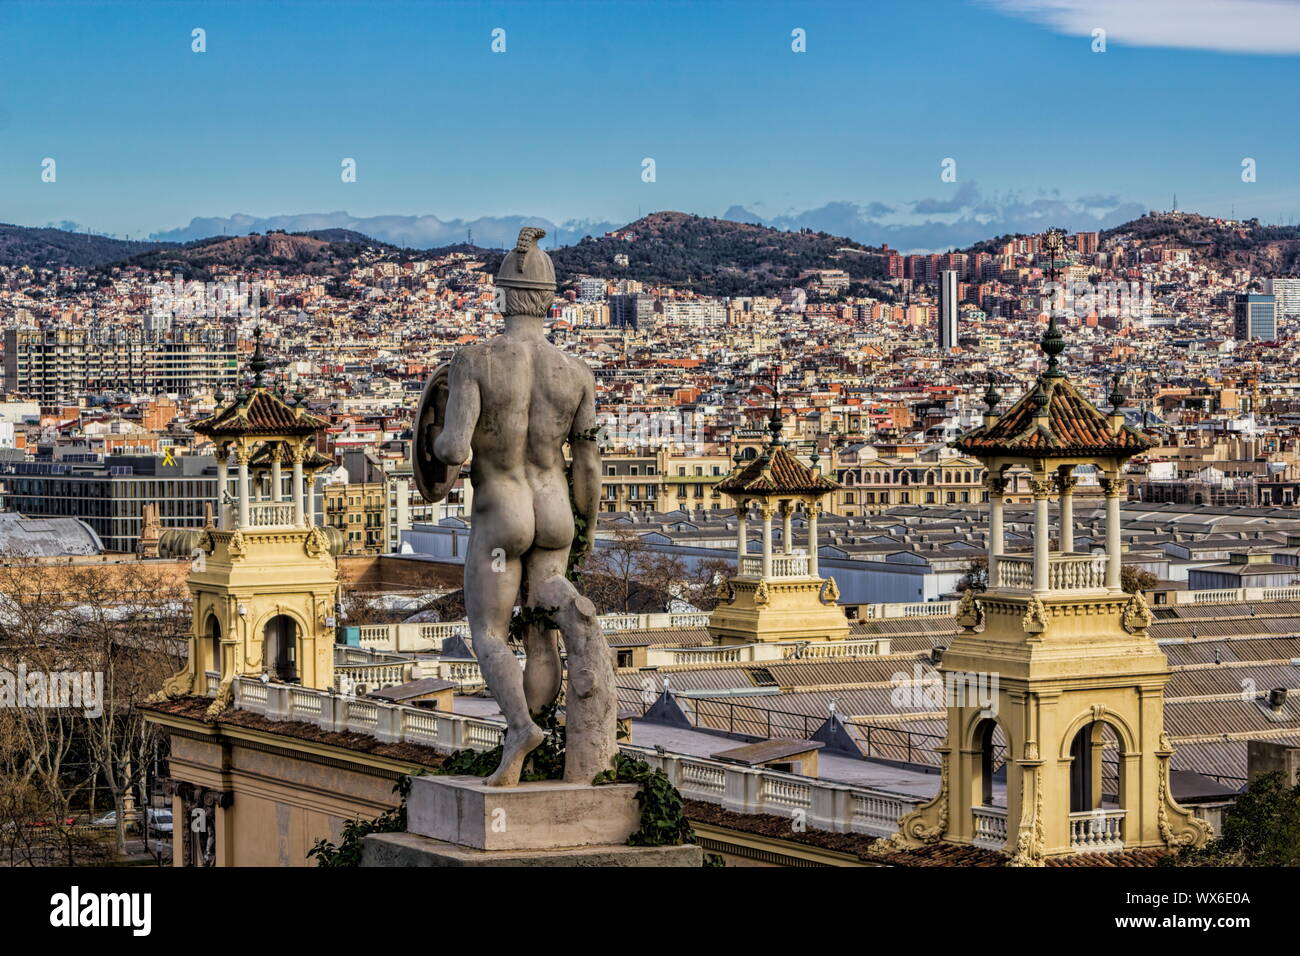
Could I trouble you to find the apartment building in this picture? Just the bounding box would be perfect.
[3,327,239,402]
[0,452,218,553]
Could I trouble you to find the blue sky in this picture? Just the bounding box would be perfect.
[2,0,1299,250]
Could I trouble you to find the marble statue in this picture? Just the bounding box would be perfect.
[414,227,616,787]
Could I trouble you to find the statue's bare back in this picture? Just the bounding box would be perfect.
[447,337,591,556]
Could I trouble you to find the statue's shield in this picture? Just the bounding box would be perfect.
[413,362,458,503]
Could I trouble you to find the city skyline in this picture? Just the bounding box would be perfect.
[3,0,1300,251]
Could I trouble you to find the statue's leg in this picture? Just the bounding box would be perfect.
[521,546,567,717]
[465,531,543,787]
[533,575,618,783]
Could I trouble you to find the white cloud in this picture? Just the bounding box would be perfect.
[982,0,1300,54]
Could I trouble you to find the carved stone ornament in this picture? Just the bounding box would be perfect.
[955,587,984,631]
[819,576,840,605]
[753,580,770,607]
[227,529,246,559]
[304,525,329,558]
[1029,477,1054,499]
[1120,590,1153,634]
[199,527,216,554]
[716,577,736,604]
[1021,595,1049,635]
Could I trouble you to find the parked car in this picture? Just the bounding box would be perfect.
[91,808,172,834]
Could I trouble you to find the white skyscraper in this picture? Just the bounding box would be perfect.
[1266,278,1300,318]
[940,270,959,349]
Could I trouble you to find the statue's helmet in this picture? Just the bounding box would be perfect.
[494,226,555,291]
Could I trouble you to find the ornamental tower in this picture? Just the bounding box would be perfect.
[891,230,1210,863]
[708,375,848,646]
[155,329,343,713]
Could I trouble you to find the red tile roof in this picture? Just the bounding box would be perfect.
[716,445,840,496]
[192,388,328,438]
[955,375,1154,458]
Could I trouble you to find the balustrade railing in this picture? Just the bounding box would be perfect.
[225,677,922,839]
[972,805,1009,850]
[994,553,1108,592]
[246,501,297,528]
[740,554,811,578]
[1069,809,1125,852]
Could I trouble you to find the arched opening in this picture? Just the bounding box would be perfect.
[974,717,1007,806]
[1067,720,1125,849]
[264,614,299,683]
[208,615,222,677]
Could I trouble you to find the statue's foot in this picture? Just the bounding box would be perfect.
[484,721,545,787]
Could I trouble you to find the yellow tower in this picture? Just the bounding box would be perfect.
[708,389,849,646]
[893,234,1210,864]
[156,330,343,713]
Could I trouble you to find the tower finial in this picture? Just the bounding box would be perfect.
[1109,373,1125,412]
[767,363,785,448]
[1040,228,1067,378]
[249,325,268,388]
[983,374,1002,413]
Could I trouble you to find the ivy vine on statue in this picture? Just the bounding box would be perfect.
[414,227,614,787]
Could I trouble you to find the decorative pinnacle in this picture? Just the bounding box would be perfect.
[1041,312,1066,377]
[983,374,1002,413]
[249,325,268,387]
[1109,373,1125,412]
[766,364,785,448]
[1031,379,1050,412]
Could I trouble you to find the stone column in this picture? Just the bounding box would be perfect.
[1031,476,1052,592]
[1056,470,1077,554]
[236,446,251,529]
[292,444,306,527]
[271,449,283,504]
[781,502,793,555]
[216,447,229,530]
[735,503,747,570]
[984,474,1006,585]
[1102,473,1123,591]
[306,474,317,527]
[808,502,820,578]
[761,503,774,579]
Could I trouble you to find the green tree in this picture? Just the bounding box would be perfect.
[1165,771,1300,866]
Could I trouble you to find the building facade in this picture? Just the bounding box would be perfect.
[3,327,239,402]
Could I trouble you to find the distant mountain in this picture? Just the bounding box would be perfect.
[534,211,887,297]
[107,230,403,280]
[0,223,171,270]
[148,211,622,250]
[1103,211,1300,275]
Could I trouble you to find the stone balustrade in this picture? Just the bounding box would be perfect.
[1068,809,1125,852]
[972,805,1009,850]
[994,553,1108,592]
[226,676,921,839]
[247,501,297,528]
[643,637,888,669]
[740,554,811,578]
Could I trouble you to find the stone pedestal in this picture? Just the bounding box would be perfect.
[361,832,701,867]
[362,774,702,867]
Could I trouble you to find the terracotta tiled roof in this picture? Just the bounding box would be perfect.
[955,375,1154,458]
[248,443,333,469]
[716,446,839,496]
[192,388,328,438]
